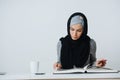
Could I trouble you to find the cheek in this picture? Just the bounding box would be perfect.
[70,30,73,35]
[77,32,82,37]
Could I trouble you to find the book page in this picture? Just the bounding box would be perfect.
[53,68,85,74]
[87,67,119,73]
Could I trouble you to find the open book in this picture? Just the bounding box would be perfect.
[53,66,119,74]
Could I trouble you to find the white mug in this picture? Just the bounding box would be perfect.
[30,61,39,74]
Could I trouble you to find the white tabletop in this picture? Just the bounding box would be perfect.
[0,72,120,80]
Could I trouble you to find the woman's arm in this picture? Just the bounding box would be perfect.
[57,40,62,64]
[89,39,97,65]
[90,39,107,67]
[54,40,62,70]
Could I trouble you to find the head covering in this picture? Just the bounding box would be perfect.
[60,12,90,69]
[70,15,84,27]
[67,12,88,36]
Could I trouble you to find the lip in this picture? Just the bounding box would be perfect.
[73,37,77,39]
[72,37,78,40]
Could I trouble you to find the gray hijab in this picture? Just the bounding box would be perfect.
[70,15,84,28]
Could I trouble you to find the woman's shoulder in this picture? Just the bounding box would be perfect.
[90,38,96,47]
[59,35,68,40]
[58,36,69,44]
[57,39,62,46]
[90,38,96,43]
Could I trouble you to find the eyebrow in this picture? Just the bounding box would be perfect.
[70,27,83,30]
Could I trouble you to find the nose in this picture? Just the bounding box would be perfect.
[73,31,77,36]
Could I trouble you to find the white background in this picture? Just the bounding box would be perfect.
[0,0,120,74]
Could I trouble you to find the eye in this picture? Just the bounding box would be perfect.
[70,28,74,31]
[77,29,82,32]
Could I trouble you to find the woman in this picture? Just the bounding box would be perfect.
[54,12,106,70]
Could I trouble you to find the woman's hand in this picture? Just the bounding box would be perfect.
[96,59,107,68]
[53,62,62,70]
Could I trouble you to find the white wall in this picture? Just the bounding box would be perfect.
[0,0,120,74]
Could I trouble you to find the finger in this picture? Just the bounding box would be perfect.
[101,61,107,67]
[58,64,62,67]
[98,60,103,64]
[97,63,102,67]
[102,61,106,66]
[99,59,107,62]
[101,59,107,62]
[98,59,106,64]
[53,63,58,69]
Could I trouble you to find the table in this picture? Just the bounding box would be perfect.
[0,72,120,80]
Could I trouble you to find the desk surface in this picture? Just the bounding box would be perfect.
[0,72,120,80]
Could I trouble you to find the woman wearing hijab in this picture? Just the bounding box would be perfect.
[54,12,107,70]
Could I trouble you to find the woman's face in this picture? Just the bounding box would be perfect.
[70,24,83,40]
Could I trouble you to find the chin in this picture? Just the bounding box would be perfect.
[72,38,78,40]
